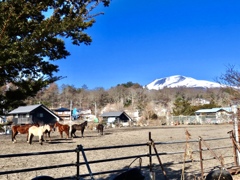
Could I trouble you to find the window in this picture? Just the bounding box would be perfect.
[37,113,43,118]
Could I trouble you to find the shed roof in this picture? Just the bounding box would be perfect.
[54,107,70,112]
[195,107,232,113]
[100,111,124,117]
[8,104,42,114]
[8,104,60,120]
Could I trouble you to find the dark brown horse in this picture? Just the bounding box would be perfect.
[71,121,88,138]
[43,124,55,142]
[54,121,70,139]
[96,124,104,135]
[11,124,38,143]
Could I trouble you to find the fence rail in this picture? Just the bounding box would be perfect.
[0,132,235,180]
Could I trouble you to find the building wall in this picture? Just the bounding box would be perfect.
[31,107,57,124]
[11,107,57,125]
[12,115,33,124]
[53,110,71,121]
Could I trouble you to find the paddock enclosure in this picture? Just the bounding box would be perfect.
[0,124,239,180]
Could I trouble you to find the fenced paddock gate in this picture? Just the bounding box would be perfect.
[0,132,237,180]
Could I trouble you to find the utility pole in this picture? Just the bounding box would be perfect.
[94,102,97,117]
[69,100,72,133]
[70,100,72,121]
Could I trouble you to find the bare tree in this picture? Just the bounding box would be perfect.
[218,64,240,101]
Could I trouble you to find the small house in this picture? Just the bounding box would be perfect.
[195,107,232,124]
[8,104,60,125]
[100,111,132,126]
[52,107,71,121]
[195,107,232,116]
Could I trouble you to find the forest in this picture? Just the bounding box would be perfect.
[24,81,231,121]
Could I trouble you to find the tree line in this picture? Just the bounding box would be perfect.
[24,82,232,120]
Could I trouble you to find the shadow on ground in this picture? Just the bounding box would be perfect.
[77,161,199,180]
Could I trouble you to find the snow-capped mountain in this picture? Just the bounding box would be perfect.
[145,75,224,90]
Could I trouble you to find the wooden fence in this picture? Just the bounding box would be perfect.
[0,132,236,180]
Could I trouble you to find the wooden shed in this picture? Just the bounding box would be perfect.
[195,107,232,116]
[100,111,132,125]
[195,107,232,124]
[8,104,60,125]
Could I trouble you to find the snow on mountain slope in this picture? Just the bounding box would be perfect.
[145,75,223,90]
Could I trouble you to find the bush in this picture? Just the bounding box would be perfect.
[151,113,158,120]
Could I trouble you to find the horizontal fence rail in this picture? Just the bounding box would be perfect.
[0,134,235,179]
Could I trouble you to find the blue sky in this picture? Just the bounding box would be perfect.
[54,0,240,89]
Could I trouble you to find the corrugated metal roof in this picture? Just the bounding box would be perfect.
[8,104,42,114]
[195,109,217,113]
[195,107,232,113]
[100,111,124,117]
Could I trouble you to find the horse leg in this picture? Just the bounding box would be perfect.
[44,133,47,142]
[43,132,48,142]
[40,135,43,145]
[27,133,30,143]
[66,130,69,139]
[11,130,14,142]
[73,129,77,138]
[29,134,33,144]
[26,133,29,142]
[60,131,63,138]
[12,131,15,142]
[41,134,44,142]
[48,132,51,142]
[81,129,85,138]
[12,132,18,143]
[71,129,75,138]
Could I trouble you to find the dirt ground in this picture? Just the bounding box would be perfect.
[0,124,240,180]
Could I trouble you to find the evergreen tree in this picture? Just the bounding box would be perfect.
[172,93,192,116]
[0,0,110,112]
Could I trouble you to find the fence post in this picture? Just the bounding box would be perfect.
[75,145,82,179]
[151,139,168,180]
[232,105,240,166]
[148,132,153,177]
[198,137,204,179]
[229,130,238,166]
[81,146,94,180]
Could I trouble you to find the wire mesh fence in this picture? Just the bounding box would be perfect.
[169,115,233,125]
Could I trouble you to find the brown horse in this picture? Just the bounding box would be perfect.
[71,121,88,138]
[11,124,38,143]
[54,121,70,139]
[96,124,104,135]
